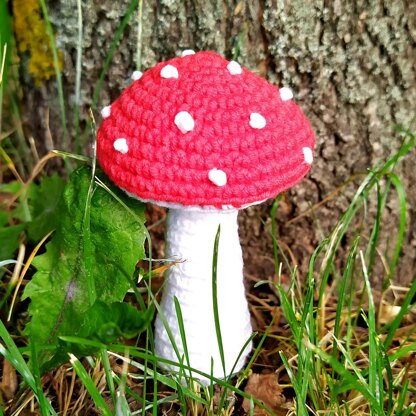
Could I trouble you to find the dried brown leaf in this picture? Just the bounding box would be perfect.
[242,373,287,415]
[379,302,402,324]
[0,358,18,401]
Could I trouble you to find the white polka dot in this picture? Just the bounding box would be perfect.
[181,49,195,57]
[280,87,293,101]
[174,111,195,133]
[131,70,143,81]
[303,147,313,164]
[114,138,129,154]
[101,106,111,119]
[160,64,179,79]
[249,113,266,129]
[227,60,242,75]
[208,168,227,187]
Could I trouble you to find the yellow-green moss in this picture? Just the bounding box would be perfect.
[13,0,62,84]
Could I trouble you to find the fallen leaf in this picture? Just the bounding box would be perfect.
[243,373,287,415]
[379,302,402,325]
[0,358,17,401]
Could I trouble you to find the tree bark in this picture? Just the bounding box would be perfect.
[18,0,416,284]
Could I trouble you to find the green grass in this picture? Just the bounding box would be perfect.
[1,1,415,414]
[1,129,414,414]
[270,128,416,415]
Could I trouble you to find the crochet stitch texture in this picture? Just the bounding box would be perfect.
[96,51,315,209]
[154,208,252,378]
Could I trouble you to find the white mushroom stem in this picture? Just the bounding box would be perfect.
[154,208,252,382]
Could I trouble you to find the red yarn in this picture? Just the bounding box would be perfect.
[96,51,315,209]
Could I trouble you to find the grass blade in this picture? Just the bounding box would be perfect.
[279,351,307,416]
[0,321,35,389]
[0,321,56,414]
[100,349,117,407]
[29,341,53,416]
[360,251,381,410]
[174,296,192,381]
[310,339,383,413]
[212,225,226,378]
[69,353,112,416]
[332,237,359,360]
[383,172,407,289]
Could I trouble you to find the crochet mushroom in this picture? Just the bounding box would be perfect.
[96,51,315,381]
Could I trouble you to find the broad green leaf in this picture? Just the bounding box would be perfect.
[81,301,153,343]
[0,175,65,259]
[27,173,65,241]
[0,223,25,260]
[59,301,153,358]
[0,180,22,197]
[0,209,11,230]
[23,166,146,371]
[0,180,24,227]
[0,211,8,227]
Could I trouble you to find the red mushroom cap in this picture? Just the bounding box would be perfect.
[96,51,315,210]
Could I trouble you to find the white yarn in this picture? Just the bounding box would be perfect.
[303,147,313,164]
[249,112,266,129]
[227,61,242,75]
[181,49,196,57]
[101,105,111,118]
[174,111,195,133]
[113,138,129,154]
[208,168,227,187]
[160,64,179,79]
[279,87,293,101]
[154,209,253,383]
[131,70,143,81]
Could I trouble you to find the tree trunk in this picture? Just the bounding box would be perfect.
[16,0,416,285]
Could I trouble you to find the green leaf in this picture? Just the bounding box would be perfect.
[0,180,24,225]
[81,300,153,343]
[0,175,65,263]
[27,173,65,241]
[69,354,112,416]
[0,210,8,227]
[0,0,12,86]
[0,180,22,197]
[0,223,25,260]
[59,301,153,358]
[22,166,146,371]
[0,320,57,415]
